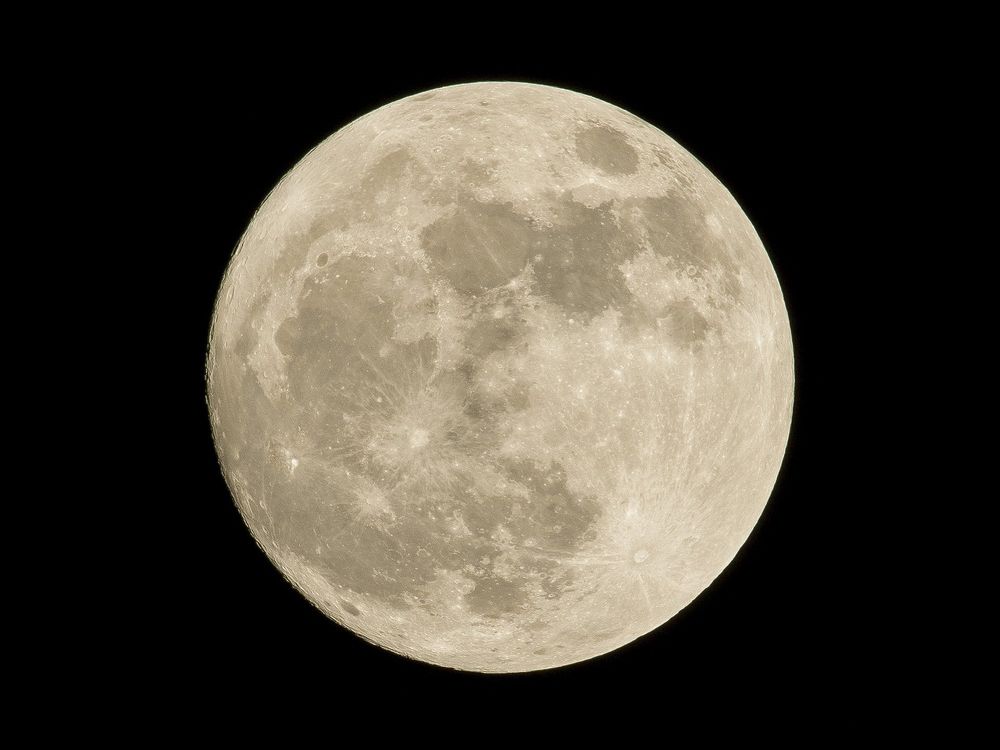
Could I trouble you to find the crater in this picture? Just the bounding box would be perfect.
[363,370,473,484]
[575,125,639,175]
[340,600,361,616]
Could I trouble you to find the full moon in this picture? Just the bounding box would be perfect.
[207,82,793,672]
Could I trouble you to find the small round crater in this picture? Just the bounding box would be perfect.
[340,600,361,616]
[633,549,649,564]
[316,253,328,267]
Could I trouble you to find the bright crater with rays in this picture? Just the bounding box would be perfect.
[207,82,794,672]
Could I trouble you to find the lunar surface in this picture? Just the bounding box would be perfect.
[206,82,794,672]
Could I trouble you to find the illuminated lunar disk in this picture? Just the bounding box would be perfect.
[207,82,794,672]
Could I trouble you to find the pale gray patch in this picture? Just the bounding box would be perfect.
[421,199,535,293]
[464,312,525,361]
[465,574,529,618]
[361,148,416,197]
[575,125,639,175]
[300,210,352,254]
[424,189,641,321]
[531,194,637,320]
[661,299,711,345]
[497,458,602,552]
[460,158,498,185]
[274,254,398,400]
[624,194,742,300]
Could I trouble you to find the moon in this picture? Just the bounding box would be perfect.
[206,82,793,672]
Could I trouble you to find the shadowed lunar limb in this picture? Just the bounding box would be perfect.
[207,82,793,673]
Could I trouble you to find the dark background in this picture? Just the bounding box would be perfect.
[138,47,898,722]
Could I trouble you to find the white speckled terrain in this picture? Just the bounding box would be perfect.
[207,82,793,672]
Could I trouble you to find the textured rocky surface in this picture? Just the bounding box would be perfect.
[207,82,794,672]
